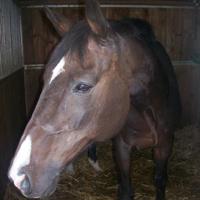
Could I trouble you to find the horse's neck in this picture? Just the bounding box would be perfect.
[119,36,155,79]
[119,38,154,100]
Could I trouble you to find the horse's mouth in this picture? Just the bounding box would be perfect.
[43,177,58,197]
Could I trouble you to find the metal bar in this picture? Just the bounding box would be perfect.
[24,64,45,70]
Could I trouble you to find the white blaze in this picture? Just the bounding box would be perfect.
[9,135,32,188]
[49,57,66,84]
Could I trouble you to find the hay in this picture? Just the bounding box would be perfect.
[4,125,200,200]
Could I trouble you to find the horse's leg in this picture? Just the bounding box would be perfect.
[153,130,173,200]
[88,143,102,172]
[113,135,133,200]
[66,144,101,174]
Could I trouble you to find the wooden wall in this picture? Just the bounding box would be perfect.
[0,0,26,197]
[0,70,26,197]
[20,1,200,123]
[22,7,196,64]
[0,0,23,80]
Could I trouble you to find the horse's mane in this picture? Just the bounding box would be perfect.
[45,17,181,117]
[46,18,156,70]
[111,18,156,43]
[46,21,91,70]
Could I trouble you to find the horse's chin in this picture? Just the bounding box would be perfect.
[43,177,58,197]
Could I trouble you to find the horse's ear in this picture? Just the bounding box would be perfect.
[85,0,110,37]
[44,7,72,37]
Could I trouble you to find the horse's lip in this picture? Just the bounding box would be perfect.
[43,175,59,197]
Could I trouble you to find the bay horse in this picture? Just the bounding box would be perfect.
[8,0,181,199]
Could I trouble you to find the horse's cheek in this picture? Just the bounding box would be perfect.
[92,75,130,141]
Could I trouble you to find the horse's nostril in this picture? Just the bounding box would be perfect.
[20,175,31,195]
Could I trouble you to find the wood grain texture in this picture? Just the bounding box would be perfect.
[24,68,44,117]
[22,7,196,65]
[0,0,23,80]
[0,69,26,198]
[193,9,200,62]
[175,64,200,124]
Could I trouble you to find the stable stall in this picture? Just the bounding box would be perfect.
[0,0,200,199]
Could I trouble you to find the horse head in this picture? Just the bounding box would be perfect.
[8,0,131,198]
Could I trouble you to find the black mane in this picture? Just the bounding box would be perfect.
[46,18,155,70]
[47,21,91,69]
[111,18,155,42]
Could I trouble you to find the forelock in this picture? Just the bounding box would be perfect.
[46,21,92,70]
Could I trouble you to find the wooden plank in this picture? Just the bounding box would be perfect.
[166,9,182,60]
[24,68,44,117]
[0,0,6,78]
[12,2,24,69]
[180,9,196,60]
[32,9,46,64]
[0,69,26,197]
[22,8,59,64]
[0,1,25,195]
[175,64,200,124]
[193,9,200,63]
[17,0,194,7]
[0,0,23,80]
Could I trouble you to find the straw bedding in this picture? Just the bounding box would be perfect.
[4,125,200,200]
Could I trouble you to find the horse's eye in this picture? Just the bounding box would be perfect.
[73,83,93,93]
